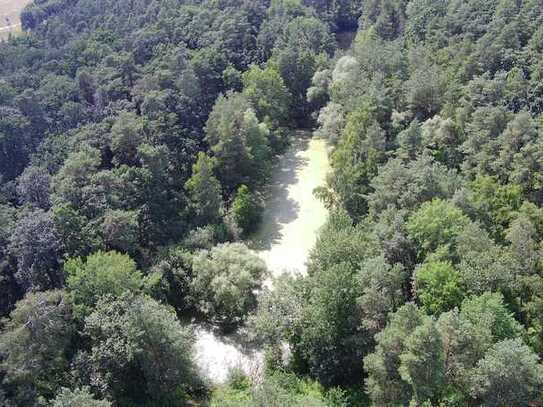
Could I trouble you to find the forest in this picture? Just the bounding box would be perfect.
[1,0,543,405]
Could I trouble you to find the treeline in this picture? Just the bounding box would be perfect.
[243,0,543,405]
[0,0,364,406]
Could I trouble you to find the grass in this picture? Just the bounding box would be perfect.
[0,0,31,40]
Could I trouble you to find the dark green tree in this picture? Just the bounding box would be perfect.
[0,291,74,406]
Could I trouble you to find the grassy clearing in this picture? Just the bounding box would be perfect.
[0,0,31,39]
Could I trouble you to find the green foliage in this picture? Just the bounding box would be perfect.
[414,260,465,315]
[315,102,345,145]
[436,310,491,397]
[0,291,74,406]
[242,64,292,128]
[110,111,145,166]
[185,152,224,226]
[360,0,407,40]
[248,274,306,345]
[206,92,272,192]
[0,205,18,318]
[147,247,195,315]
[5,0,543,403]
[460,292,523,342]
[0,106,32,181]
[231,184,262,235]
[405,57,444,120]
[16,166,51,210]
[368,155,461,217]
[209,370,349,407]
[455,222,516,296]
[273,15,333,123]
[365,297,529,406]
[462,175,523,240]
[247,209,378,387]
[80,294,196,406]
[253,215,374,386]
[191,243,267,330]
[396,119,423,160]
[398,319,445,404]
[358,256,408,333]
[329,101,386,218]
[364,303,426,406]
[101,209,139,255]
[407,199,470,259]
[470,338,543,406]
[294,262,368,386]
[8,209,63,291]
[50,387,112,407]
[308,209,375,274]
[65,251,143,318]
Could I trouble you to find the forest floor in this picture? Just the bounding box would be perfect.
[194,132,331,384]
[0,0,30,40]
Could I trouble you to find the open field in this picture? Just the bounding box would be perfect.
[0,0,31,39]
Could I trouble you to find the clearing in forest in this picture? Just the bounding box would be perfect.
[0,0,30,39]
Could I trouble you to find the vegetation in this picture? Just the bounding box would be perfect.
[2,0,543,405]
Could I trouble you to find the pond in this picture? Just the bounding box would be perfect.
[193,133,330,384]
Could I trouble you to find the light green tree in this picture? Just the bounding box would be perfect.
[191,243,267,330]
[231,184,261,235]
[65,251,143,318]
[50,387,112,407]
[414,260,465,314]
[460,292,523,342]
[407,198,470,259]
[242,64,291,127]
[185,152,223,226]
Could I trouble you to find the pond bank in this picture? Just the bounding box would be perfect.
[193,133,330,384]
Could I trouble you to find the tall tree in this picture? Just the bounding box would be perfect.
[0,291,74,406]
[79,294,197,405]
[205,92,271,192]
[242,64,292,127]
[8,209,63,291]
[471,338,543,406]
[185,152,224,226]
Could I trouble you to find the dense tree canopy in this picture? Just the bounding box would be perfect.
[246,0,543,405]
[3,0,543,405]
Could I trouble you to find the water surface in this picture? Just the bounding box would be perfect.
[194,134,330,384]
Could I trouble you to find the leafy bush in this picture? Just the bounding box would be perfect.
[191,243,267,330]
[65,251,143,318]
[231,185,263,235]
[50,387,112,407]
